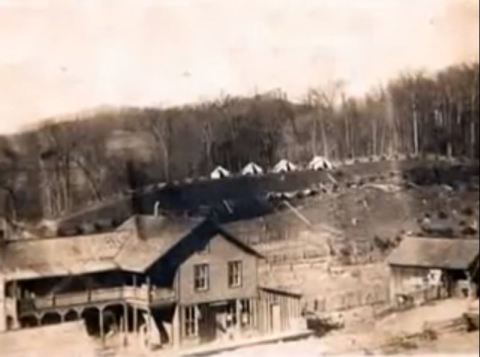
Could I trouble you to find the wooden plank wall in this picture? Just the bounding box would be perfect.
[257,289,301,335]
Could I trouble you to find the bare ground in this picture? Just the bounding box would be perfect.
[213,299,479,357]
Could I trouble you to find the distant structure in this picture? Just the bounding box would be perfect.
[308,156,333,171]
[210,166,231,179]
[387,236,479,307]
[0,215,304,349]
[272,159,297,173]
[241,162,264,176]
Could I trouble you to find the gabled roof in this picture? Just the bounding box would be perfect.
[272,159,297,173]
[210,166,231,179]
[241,162,264,176]
[115,215,263,272]
[308,156,333,170]
[387,237,479,270]
[1,215,263,280]
[0,231,130,280]
[217,226,265,260]
[114,215,203,272]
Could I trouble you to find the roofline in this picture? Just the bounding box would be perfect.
[388,263,474,271]
[2,264,121,282]
[3,231,124,245]
[216,225,265,260]
[4,218,263,280]
[259,286,303,298]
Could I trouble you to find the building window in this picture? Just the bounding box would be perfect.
[226,301,237,328]
[184,305,198,337]
[240,299,252,327]
[194,264,209,291]
[228,261,242,288]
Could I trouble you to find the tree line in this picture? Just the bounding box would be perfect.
[0,62,478,221]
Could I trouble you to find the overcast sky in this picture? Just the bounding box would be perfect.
[0,0,478,134]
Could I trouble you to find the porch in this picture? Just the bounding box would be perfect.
[17,285,176,316]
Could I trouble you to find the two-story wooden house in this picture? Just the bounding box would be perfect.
[0,215,304,349]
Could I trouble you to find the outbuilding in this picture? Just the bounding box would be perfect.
[210,166,231,179]
[308,156,333,171]
[272,159,297,173]
[387,237,479,306]
[241,162,264,176]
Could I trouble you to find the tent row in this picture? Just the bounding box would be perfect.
[210,156,334,179]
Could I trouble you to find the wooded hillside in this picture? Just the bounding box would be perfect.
[0,62,478,221]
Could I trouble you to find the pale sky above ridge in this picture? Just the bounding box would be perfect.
[0,0,478,134]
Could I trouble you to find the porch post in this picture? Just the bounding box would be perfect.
[132,275,138,335]
[146,277,152,304]
[145,309,151,349]
[133,305,138,335]
[133,275,137,296]
[194,304,199,337]
[235,300,241,335]
[251,298,256,329]
[172,305,181,349]
[99,307,105,343]
[466,271,475,299]
[123,303,129,346]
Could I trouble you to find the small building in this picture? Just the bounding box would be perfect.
[272,159,297,173]
[241,162,264,176]
[308,156,333,171]
[210,166,231,179]
[387,237,479,307]
[0,215,304,350]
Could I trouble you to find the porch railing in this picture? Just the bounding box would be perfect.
[18,285,176,313]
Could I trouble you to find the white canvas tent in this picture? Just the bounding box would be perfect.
[272,159,297,173]
[241,162,264,176]
[308,156,333,171]
[210,166,231,179]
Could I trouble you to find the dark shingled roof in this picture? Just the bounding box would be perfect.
[114,215,203,272]
[0,231,129,280]
[1,215,263,280]
[387,237,479,270]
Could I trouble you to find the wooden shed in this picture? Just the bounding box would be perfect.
[387,237,479,306]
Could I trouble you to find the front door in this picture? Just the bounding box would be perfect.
[214,306,228,341]
[203,303,229,342]
[198,305,217,343]
[271,304,281,332]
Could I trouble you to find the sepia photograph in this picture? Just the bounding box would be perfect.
[0,0,479,356]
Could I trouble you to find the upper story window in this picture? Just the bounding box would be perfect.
[228,260,242,288]
[194,264,209,291]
